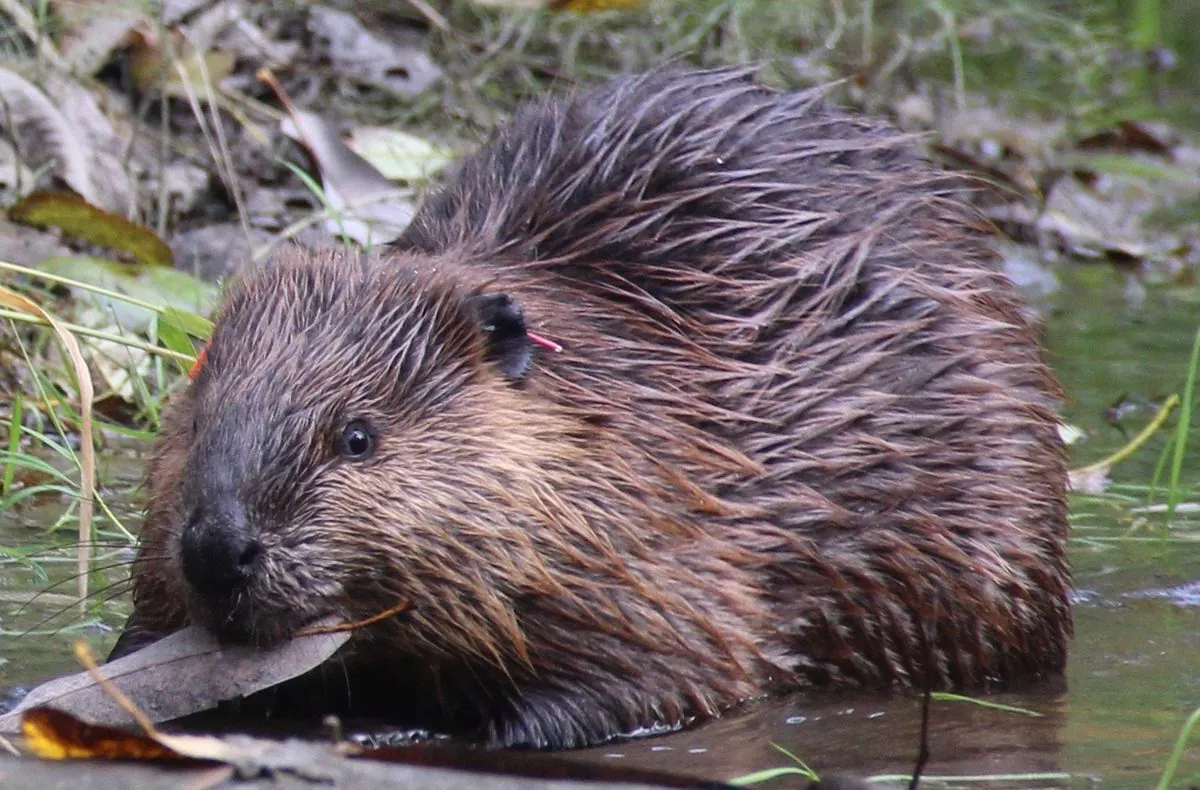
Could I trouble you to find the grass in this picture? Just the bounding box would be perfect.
[1159,325,1200,525]
[0,259,207,636]
[320,0,1187,141]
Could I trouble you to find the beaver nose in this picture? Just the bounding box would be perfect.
[179,499,262,594]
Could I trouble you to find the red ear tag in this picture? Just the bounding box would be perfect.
[188,343,210,380]
[526,331,563,353]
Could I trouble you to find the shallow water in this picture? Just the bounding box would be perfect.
[2,264,1199,787]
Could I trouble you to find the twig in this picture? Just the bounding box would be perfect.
[73,641,159,737]
[407,0,451,33]
[296,601,411,636]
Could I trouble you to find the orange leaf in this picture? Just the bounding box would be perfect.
[21,708,183,761]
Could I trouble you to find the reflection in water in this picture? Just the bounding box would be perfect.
[577,687,1073,786]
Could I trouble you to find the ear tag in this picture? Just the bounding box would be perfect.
[526,331,563,353]
[188,343,210,380]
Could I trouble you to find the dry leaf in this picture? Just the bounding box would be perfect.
[0,68,98,206]
[308,7,441,99]
[0,625,349,735]
[22,707,324,774]
[343,127,454,183]
[127,31,237,100]
[34,72,137,213]
[280,110,416,246]
[22,708,184,761]
[8,191,174,265]
[53,0,148,77]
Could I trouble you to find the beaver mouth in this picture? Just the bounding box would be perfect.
[187,586,332,649]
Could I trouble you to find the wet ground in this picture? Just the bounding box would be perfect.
[2,263,1199,787]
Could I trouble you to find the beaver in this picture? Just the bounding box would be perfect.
[111,66,1071,749]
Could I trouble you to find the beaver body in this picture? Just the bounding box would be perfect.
[116,67,1071,748]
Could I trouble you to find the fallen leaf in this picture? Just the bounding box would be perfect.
[34,72,137,213]
[279,110,416,246]
[343,127,454,183]
[0,625,350,735]
[8,192,174,266]
[548,0,644,10]
[308,7,441,99]
[22,708,184,761]
[127,31,237,100]
[21,706,322,777]
[37,256,218,334]
[0,68,99,206]
[54,0,148,78]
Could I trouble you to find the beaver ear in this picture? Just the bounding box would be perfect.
[469,292,534,380]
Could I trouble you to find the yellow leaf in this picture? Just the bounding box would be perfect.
[21,708,181,761]
[127,31,236,100]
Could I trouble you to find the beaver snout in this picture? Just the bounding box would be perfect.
[179,497,263,639]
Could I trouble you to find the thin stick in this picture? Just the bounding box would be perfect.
[296,601,410,636]
[73,641,159,737]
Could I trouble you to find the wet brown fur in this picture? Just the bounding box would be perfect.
[119,66,1071,749]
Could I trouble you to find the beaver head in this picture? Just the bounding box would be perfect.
[142,251,582,647]
[127,247,776,746]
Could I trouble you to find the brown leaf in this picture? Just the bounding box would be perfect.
[126,30,237,100]
[21,708,185,761]
[548,0,643,10]
[8,191,173,265]
[278,108,415,246]
[21,707,308,774]
[1077,120,1173,157]
[0,624,350,735]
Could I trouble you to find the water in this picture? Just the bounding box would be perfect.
[2,264,1199,787]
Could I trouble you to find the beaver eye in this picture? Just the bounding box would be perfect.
[339,420,375,461]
